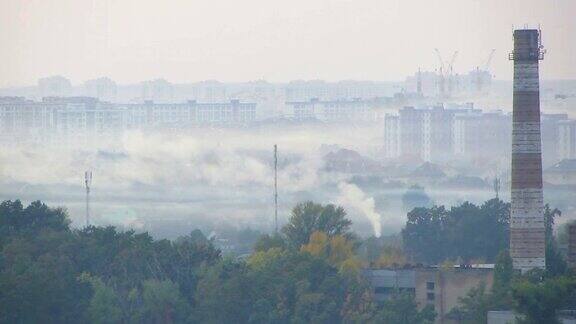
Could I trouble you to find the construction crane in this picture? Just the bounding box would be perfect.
[434,49,446,98]
[447,51,458,96]
[484,49,496,71]
[476,49,496,92]
[434,49,458,98]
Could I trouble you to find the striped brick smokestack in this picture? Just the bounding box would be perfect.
[509,29,546,272]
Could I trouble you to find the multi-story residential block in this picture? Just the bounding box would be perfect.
[0,97,257,141]
[384,114,400,158]
[84,77,118,102]
[286,98,386,123]
[558,120,576,160]
[0,97,59,140]
[38,76,72,98]
[453,110,510,160]
[389,106,456,162]
[542,113,570,166]
[385,105,516,163]
[397,106,426,161]
[284,80,392,102]
[141,79,174,103]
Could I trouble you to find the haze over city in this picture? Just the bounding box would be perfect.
[1,1,576,323]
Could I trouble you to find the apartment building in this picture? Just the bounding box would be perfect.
[0,97,257,140]
[383,106,576,164]
[558,119,576,160]
[286,98,389,123]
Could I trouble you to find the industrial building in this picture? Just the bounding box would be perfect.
[364,266,494,324]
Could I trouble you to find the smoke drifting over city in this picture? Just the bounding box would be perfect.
[3,1,576,323]
[1,77,574,239]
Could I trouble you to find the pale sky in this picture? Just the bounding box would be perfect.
[0,0,574,87]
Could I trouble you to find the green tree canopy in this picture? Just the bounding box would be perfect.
[282,201,353,248]
[512,275,576,324]
[402,199,510,264]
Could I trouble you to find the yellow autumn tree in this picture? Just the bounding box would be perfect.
[375,246,408,268]
[248,247,287,271]
[301,231,330,258]
[301,231,362,275]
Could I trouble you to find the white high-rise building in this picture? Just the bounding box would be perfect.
[559,120,576,160]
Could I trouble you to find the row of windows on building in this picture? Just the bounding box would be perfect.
[285,98,392,122]
[384,106,576,164]
[0,98,257,137]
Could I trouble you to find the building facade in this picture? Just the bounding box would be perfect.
[285,98,385,122]
[384,114,400,158]
[365,266,494,324]
[0,97,257,141]
[559,120,576,160]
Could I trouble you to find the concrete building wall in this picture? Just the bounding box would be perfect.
[415,268,494,324]
[365,267,494,324]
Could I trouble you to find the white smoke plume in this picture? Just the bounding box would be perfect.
[0,125,381,232]
[336,182,381,238]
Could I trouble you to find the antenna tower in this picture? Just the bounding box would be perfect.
[274,145,278,233]
[85,171,92,227]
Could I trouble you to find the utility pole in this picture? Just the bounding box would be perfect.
[274,145,278,234]
[493,176,501,199]
[85,171,92,227]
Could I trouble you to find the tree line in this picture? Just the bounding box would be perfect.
[1,199,575,323]
[0,200,434,324]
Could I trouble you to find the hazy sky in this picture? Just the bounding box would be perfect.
[1,0,574,86]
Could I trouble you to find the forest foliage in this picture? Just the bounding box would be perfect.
[1,199,575,324]
[0,200,432,324]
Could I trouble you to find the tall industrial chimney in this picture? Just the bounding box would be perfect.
[509,29,546,272]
